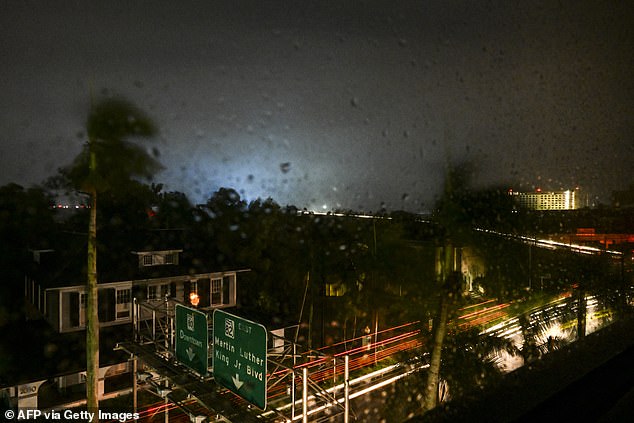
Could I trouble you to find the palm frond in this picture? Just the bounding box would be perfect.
[57,95,161,193]
[87,97,156,141]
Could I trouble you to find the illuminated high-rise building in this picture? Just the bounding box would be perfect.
[508,188,579,210]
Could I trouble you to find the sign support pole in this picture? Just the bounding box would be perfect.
[132,355,137,413]
[291,344,296,420]
[344,355,350,423]
[302,367,308,423]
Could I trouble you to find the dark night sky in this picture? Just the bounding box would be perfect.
[1,1,632,211]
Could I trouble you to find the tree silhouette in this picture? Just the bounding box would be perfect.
[422,163,487,413]
[57,95,159,417]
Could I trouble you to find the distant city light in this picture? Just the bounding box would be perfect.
[52,203,89,209]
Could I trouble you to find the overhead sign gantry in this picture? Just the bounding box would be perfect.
[213,309,268,410]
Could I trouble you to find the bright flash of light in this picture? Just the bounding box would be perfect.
[542,322,564,341]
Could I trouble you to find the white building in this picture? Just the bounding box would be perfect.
[25,248,243,333]
[509,188,579,210]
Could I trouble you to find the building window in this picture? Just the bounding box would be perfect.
[79,293,87,326]
[148,284,170,300]
[117,289,131,304]
[325,283,347,297]
[138,251,180,267]
[148,285,158,300]
[211,278,222,305]
[160,284,171,298]
[116,288,131,320]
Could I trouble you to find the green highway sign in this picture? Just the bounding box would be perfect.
[213,309,268,410]
[175,304,208,376]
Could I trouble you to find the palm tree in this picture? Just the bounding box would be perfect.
[421,164,474,413]
[426,326,517,414]
[59,96,159,417]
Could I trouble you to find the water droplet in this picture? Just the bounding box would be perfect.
[280,162,291,173]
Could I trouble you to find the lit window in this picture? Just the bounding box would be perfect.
[325,283,346,297]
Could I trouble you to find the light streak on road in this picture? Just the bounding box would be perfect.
[475,228,623,256]
[126,272,622,422]
[258,361,430,422]
[455,301,511,331]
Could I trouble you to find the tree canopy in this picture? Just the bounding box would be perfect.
[58,97,161,193]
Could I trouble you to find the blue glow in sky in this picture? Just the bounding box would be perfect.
[1,1,632,211]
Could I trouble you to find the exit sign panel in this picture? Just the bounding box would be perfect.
[212,309,267,409]
[175,304,208,376]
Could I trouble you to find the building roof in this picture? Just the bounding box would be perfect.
[28,228,233,288]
